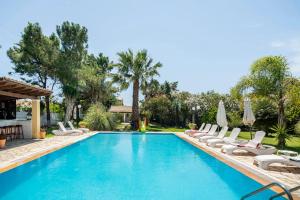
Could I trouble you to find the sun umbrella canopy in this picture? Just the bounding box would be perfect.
[216,100,227,127]
[243,98,256,126]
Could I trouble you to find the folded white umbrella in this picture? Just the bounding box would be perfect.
[243,98,255,126]
[243,97,256,139]
[216,100,228,127]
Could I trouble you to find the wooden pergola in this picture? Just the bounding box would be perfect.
[0,77,51,100]
[0,77,52,138]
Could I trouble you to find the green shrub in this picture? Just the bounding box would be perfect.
[83,104,116,131]
[227,112,242,128]
[200,107,217,123]
[270,124,292,149]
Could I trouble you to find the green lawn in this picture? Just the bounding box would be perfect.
[146,124,186,132]
[45,126,56,138]
[238,131,300,153]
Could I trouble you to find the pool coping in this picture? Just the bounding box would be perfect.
[174,132,300,199]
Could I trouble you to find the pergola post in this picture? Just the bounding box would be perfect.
[123,113,126,123]
[31,99,40,139]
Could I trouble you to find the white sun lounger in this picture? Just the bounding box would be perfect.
[221,131,276,155]
[190,124,211,136]
[185,123,205,135]
[194,124,218,138]
[68,121,89,133]
[199,126,228,143]
[254,155,300,169]
[206,128,241,147]
[52,122,83,136]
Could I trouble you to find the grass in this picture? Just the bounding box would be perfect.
[114,123,187,132]
[45,126,56,138]
[238,131,300,153]
[146,124,186,132]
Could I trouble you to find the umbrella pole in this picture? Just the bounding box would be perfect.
[249,125,252,140]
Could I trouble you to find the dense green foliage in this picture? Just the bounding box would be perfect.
[83,104,116,131]
[227,111,242,128]
[79,54,117,109]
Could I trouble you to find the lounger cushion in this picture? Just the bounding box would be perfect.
[254,155,289,169]
[207,138,224,147]
[199,135,216,142]
[194,132,207,138]
[255,155,285,163]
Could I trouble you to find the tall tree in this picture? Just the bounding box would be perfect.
[114,49,162,129]
[79,54,117,108]
[7,22,59,127]
[231,56,291,126]
[56,21,88,123]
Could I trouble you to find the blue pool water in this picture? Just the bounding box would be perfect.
[0,133,280,200]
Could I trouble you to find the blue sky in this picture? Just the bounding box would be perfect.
[1,0,300,105]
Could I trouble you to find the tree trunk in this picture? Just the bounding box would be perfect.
[45,96,51,127]
[131,80,140,130]
[76,103,80,126]
[278,95,285,126]
[64,95,76,124]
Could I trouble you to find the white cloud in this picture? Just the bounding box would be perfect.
[270,39,300,74]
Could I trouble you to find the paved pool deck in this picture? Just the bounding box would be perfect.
[0,131,299,199]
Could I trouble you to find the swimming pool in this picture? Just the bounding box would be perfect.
[1,133,280,199]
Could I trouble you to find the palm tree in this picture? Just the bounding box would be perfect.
[115,49,162,129]
[231,56,291,126]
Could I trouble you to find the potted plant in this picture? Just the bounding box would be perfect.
[79,121,87,128]
[39,127,46,139]
[188,123,197,130]
[0,134,6,148]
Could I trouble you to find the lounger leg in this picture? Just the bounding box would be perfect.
[257,161,269,170]
[222,148,233,155]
